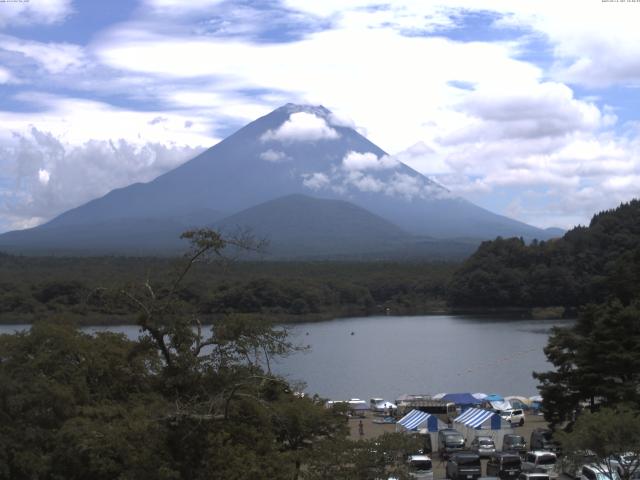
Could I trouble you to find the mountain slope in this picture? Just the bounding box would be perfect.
[0,103,559,256]
[214,194,412,258]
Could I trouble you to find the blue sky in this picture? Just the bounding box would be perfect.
[1,0,640,232]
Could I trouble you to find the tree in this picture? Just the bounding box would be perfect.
[558,407,640,480]
[0,229,350,479]
[534,299,640,427]
[302,433,423,480]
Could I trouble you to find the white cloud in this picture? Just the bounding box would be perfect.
[302,172,330,190]
[259,149,290,162]
[37,168,50,185]
[0,66,12,84]
[0,0,72,28]
[261,112,339,142]
[394,141,452,175]
[2,0,640,231]
[344,171,385,192]
[451,82,604,141]
[0,35,86,74]
[0,94,217,146]
[342,151,398,171]
[142,0,225,16]
[385,172,424,199]
[0,128,204,230]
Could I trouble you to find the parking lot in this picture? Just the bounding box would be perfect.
[348,412,559,479]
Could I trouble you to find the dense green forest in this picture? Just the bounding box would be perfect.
[448,200,640,310]
[0,253,456,324]
[0,231,425,479]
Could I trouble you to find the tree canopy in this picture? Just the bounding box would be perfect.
[558,407,640,480]
[534,299,640,427]
[448,200,640,309]
[0,229,424,479]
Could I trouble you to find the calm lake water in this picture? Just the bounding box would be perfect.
[0,314,572,402]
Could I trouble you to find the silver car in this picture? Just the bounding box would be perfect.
[471,435,497,458]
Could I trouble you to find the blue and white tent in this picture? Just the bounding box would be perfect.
[453,407,511,450]
[396,409,443,432]
[454,407,503,429]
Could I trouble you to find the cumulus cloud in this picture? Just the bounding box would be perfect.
[261,112,340,143]
[259,149,290,162]
[343,171,385,192]
[449,82,606,142]
[384,172,425,199]
[393,141,453,175]
[342,151,398,171]
[0,128,204,231]
[302,159,448,200]
[301,172,330,190]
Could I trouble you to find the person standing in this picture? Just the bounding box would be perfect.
[358,420,364,436]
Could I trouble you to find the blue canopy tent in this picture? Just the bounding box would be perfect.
[484,394,504,402]
[441,393,482,411]
[453,407,511,450]
[482,394,512,412]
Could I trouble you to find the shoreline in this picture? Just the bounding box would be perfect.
[0,305,575,328]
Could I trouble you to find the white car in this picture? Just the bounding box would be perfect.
[501,409,525,426]
[407,454,433,479]
[522,451,558,479]
[580,464,621,480]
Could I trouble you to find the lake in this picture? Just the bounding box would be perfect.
[0,314,572,402]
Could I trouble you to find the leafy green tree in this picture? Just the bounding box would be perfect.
[448,200,640,310]
[302,433,422,480]
[534,299,640,427]
[558,407,640,480]
[0,229,351,479]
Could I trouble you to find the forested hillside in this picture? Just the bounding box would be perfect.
[0,255,455,324]
[448,200,640,309]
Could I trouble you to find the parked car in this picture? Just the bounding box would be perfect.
[580,464,622,480]
[522,451,558,479]
[500,409,525,426]
[470,435,497,457]
[518,473,550,480]
[503,434,527,455]
[609,453,640,477]
[438,428,466,458]
[446,452,482,480]
[407,454,434,479]
[487,452,522,479]
[559,450,597,479]
[529,429,561,453]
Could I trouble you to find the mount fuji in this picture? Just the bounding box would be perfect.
[0,104,559,258]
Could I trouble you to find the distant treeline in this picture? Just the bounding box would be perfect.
[0,255,456,324]
[448,199,640,309]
